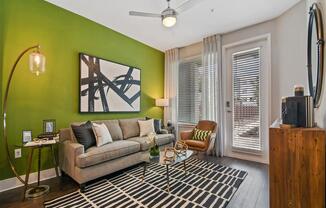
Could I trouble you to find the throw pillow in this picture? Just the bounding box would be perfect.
[138,119,155,137]
[192,128,212,141]
[92,123,113,147]
[146,117,162,134]
[71,121,96,150]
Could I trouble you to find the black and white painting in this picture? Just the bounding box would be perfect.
[79,53,141,113]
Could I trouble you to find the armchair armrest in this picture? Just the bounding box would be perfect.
[180,130,193,140]
[209,132,216,141]
[160,129,169,134]
[59,140,84,176]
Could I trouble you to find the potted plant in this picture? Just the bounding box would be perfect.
[147,132,159,157]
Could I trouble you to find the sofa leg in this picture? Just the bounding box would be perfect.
[80,183,86,193]
[60,170,67,178]
[60,170,68,187]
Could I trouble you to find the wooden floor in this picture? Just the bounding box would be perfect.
[0,156,269,208]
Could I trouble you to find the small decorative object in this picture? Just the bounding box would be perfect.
[37,132,59,139]
[294,85,304,96]
[43,119,56,134]
[163,147,176,163]
[22,130,32,144]
[281,96,314,128]
[79,53,141,113]
[167,121,172,127]
[33,138,41,143]
[148,132,159,157]
[174,140,188,157]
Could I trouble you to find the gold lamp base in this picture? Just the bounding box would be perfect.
[25,185,49,199]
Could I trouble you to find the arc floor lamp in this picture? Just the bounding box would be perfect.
[3,45,45,185]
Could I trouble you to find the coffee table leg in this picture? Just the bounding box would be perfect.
[141,162,147,182]
[166,165,170,192]
[183,160,187,177]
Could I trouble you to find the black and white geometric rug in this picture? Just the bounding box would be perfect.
[44,158,247,208]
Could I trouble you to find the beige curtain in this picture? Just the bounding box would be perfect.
[164,48,179,134]
[202,35,224,156]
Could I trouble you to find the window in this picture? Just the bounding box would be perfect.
[232,48,261,152]
[178,56,203,124]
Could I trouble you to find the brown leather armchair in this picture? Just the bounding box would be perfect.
[180,120,217,152]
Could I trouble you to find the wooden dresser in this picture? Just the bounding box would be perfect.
[269,127,325,208]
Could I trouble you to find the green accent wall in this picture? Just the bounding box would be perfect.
[0,0,164,180]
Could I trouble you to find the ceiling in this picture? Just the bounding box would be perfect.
[46,0,300,51]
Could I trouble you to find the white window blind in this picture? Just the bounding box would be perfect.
[178,57,203,124]
[232,48,261,152]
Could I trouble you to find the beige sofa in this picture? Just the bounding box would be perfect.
[58,118,174,191]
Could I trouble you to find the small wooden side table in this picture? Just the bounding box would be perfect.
[19,139,59,200]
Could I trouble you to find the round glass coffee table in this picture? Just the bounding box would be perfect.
[141,149,193,192]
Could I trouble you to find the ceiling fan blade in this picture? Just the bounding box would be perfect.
[176,0,204,13]
[129,11,161,18]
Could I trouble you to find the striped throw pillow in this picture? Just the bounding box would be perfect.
[192,128,212,141]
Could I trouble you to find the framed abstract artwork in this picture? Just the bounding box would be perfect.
[79,53,141,113]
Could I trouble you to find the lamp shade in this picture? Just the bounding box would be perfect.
[162,16,176,27]
[156,98,169,107]
[29,51,45,76]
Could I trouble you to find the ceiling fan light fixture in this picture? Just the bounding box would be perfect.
[162,7,177,27]
[162,15,177,27]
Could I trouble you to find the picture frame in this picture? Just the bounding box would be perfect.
[22,130,32,144]
[79,53,141,113]
[43,119,56,134]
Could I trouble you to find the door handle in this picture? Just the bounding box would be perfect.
[227,110,232,113]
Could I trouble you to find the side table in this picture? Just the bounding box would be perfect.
[19,139,59,200]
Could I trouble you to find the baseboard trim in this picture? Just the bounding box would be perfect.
[0,168,60,193]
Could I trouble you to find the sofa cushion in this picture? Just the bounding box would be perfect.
[70,121,87,143]
[119,118,144,139]
[183,139,207,149]
[146,117,162,134]
[155,134,174,146]
[138,119,155,137]
[71,121,96,150]
[76,140,140,168]
[192,128,212,141]
[93,120,123,141]
[127,137,151,151]
[92,123,113,147]
[128,134,174,151]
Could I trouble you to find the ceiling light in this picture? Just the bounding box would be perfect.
[162,7,177,28]
[162,15,177,27]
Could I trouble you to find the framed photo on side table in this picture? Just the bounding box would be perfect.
[43,119,56,134]
[22,130,32,144]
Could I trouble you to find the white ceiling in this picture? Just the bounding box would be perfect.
[46,0,300,51]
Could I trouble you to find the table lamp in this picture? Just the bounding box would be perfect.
[155,98,169,107]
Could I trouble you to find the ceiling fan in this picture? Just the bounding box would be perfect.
[129,0,202,28]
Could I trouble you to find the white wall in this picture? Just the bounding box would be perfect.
[274,1,308,120]
[222,0,307,122]
[220,1,307,163]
